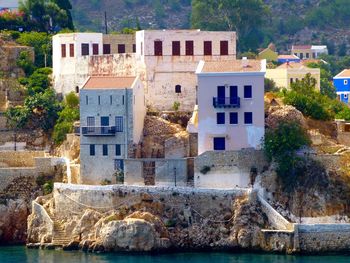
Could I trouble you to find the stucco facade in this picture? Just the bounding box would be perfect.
[292,45,328,60]
[266,62,320,90]
[333,69,350,104]
[196,59,266,155]
[135,30,236,111]
[79,76,146,184]
[52,33,136,95]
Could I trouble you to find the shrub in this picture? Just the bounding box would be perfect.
[43,181,53,195]
[173,101,180,111]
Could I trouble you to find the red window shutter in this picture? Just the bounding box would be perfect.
[186,40,194,55]
[204,41,212,55]
[69,44,74,57]
[172,41,180,55]
[93,44,99,55]
[154,41,163,56]
[61,44,66,57]
[118,44,126,54]
[81,43,89,56]
[220,41,228,55]
[103,44,111,54]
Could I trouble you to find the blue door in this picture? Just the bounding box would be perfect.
[213,137,225,150]
[217,86,225,105]
[101,116,109,126]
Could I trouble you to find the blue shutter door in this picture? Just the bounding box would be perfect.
[213,137,225,150]
[101,116,109,126]
[217,86,225,105]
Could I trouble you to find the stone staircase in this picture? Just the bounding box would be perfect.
[51,214,71,246]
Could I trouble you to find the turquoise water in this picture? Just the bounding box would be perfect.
[0,246,349,263]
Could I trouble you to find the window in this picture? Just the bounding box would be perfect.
[92,43,99,55]
[75,86,79,93]
[103,144,108,156]
[345,80,348,85]
[103,44,111,54]
[204,41,212,55]
[220,41,228,55]
[114,159,124,171]
[85,95,88,105]
[132,44,136,53]
[217,112,225,124]
[154,40,162,56]
[213,137,225,150]
[186,40,194,55]
[244,112,253,124]
[115,116,123,132]
[230,112,238,124]
[175,85,181,93]
[299,53,303,59]
[306,53,309,58]
[122,95,124,105]
[90,144,95,156]
[118,44,125,53]
[344,94,348,99]
[61,44,66,57]
[244,85,252,98]
[87,116,95,127]
[98,95,101,105]
[115,144,121,156]
[290,78,294,84]
[172,41,180,55]
[81,43,89,56]
[101,116,109,126]
[69,44,74,57]
[110,95,112,105]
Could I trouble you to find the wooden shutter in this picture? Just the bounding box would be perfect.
[154,40,163,56]
[172,41,180,55]
[204,41,212,55]
[81,44,89,56]
[61,44,66,57]
[220,41,228,55]
[92,43,99,55]
[103,44,111,54]
[186,41,194,55]
[69,44,74,57]
[118,44,125,53]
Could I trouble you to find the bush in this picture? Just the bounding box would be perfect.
[43,181,53,195]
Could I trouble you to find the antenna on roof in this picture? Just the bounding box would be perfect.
[104,11,108,34]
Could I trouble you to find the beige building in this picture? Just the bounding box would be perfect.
[292,45,328,60]
[135,29,236,111]
[266,62,320,90]
[196,58,266,155]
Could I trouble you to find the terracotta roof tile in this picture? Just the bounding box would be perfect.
[201,60,262,73]
[336,69,350,78]
[82,76,136,89]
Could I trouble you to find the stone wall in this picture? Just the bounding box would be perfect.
[194,149,268,189]
[53,183,248,219]
[124,158,188,187]
[0,168,37,192]
[0,151,46,167]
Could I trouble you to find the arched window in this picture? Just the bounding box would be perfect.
[175,85,181,93]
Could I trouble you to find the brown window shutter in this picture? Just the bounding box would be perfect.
[220,41,228,55]
[103,44,111,54]
[92,43,99,55]
[81,43,89,56]
[118,44,126,54]
[61,44,66,57]
[185,40,194,55]
[154,40,163,56]
[204,41,212,55]
[172,41,180,55]
[69,44,74,57]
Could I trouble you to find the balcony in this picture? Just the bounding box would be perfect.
[81,126,116,136]
[213,97,240,108]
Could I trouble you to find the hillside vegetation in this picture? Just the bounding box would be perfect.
[70,0,350,53]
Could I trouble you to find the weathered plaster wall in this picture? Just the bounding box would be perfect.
[0,151,46,167]
[102,34,135,54]
[194,150,268,189]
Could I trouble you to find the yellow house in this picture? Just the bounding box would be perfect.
[265,62,320,90]
[258,43,278,61]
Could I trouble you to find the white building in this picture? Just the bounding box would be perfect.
[52,33,136,96]
[79,76,146,184]
[135,29,236,111]
[196,58,266,155]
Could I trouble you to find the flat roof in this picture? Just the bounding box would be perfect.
[82,76,136,89]
[200,60,263,73]
[292,45,312,50]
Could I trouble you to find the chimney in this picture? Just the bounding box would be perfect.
[242,57,248,68]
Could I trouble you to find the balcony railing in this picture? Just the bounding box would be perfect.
[213,97,240,108]
[81,126,116,136]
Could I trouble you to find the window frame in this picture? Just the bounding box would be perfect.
[89,144,95,156]
[244,112,253,125]
[213,137,226,151]
[244,85,252,99]
[115,116,123,132]
[229,112,238,125]
[172,41,181,56]
[344,79,348,85]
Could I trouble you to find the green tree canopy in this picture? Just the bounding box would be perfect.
[191,0,269,51]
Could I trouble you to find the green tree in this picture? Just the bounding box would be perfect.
[191,0,269,51]
[16,50,35,76]
[19,67,52,95]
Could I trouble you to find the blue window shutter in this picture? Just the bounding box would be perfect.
[115,144,121,156]
[244,85,252,98]
[101,116,109,126]
[90,144,95,156]
[103,144,108,156]
[115,116,123,132]
[244,112,253,124]
[230,112,238,124]
[217,112,225,124]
